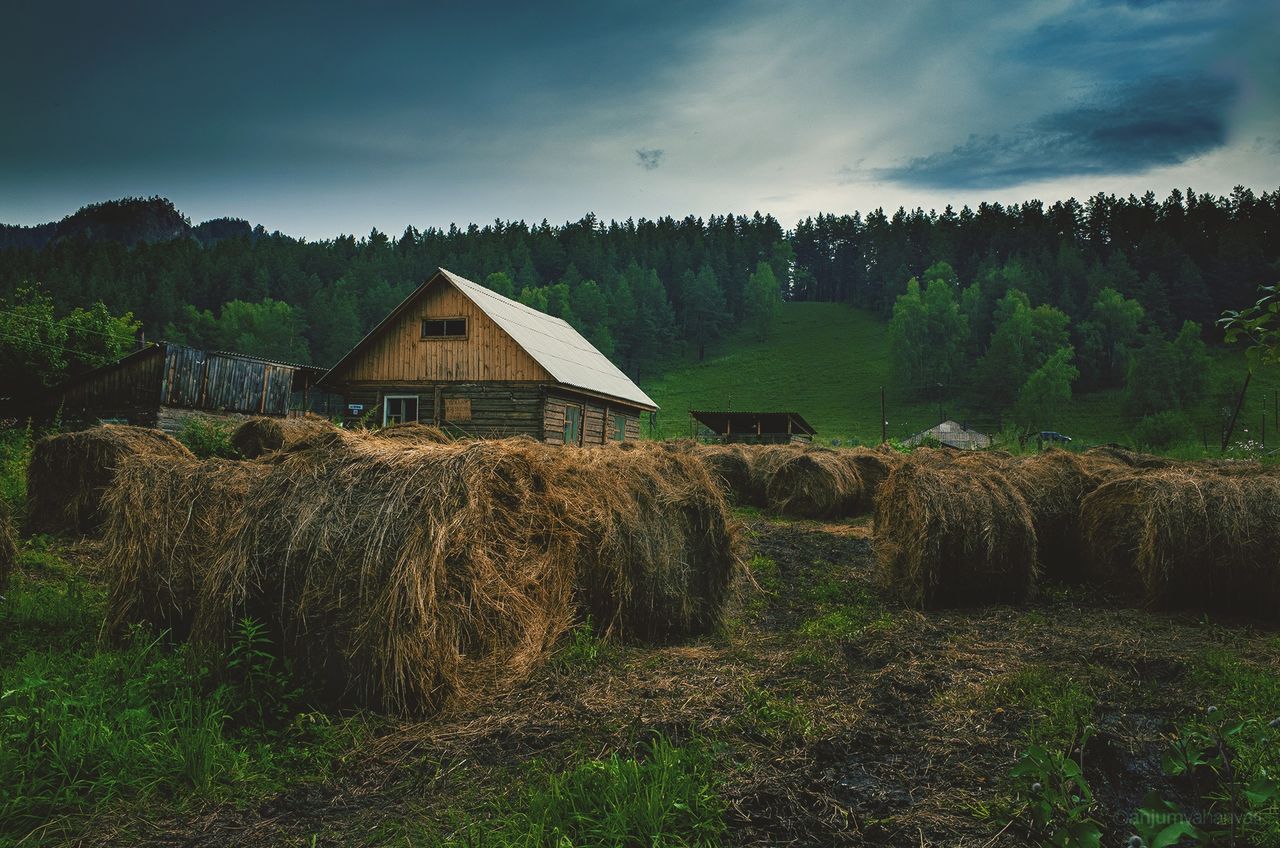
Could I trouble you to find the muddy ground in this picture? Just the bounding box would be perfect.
[94,514,1279,847]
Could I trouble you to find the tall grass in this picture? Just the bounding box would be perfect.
[444,736,726,847]
[0,569,357,845]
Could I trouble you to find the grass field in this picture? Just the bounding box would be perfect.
[642,302,1280,451]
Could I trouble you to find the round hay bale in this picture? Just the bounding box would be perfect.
[1005,449,1124,581]
[191,438,582,716]
[26,425,194,536]
[873,461,1039,609]
[844,447,903,513]
[102,456,270,640]
[743,443,809,507]
[231,416,337,459]
[766,450,863,518]
[697,444,752,503]
[1081,470,1280,619]
[554,444,742,641]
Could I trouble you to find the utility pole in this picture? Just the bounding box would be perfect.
[880,386,887,445]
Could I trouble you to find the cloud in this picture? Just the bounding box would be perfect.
[636,148,665,170]
[882,75,1237,189]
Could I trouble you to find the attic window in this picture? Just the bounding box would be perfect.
[422,318,467,339]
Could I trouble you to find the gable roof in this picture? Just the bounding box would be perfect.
[325,268,658,410]
[903,419,991,450]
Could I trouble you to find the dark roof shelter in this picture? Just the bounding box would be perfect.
[689,410,815,444]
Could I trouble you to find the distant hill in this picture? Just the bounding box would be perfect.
[641,302,1276,447]
[0,197,255,250]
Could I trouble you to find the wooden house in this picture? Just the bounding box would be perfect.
[689,410,815,444]
[38,342,326,434]
[320,268,658,443]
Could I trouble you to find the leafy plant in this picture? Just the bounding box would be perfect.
[1133,705,1280,848]
[177,417,240,459]
[1220,283,1280,369]
[219,616,301,731]
[1010,734,1102,848]
[551,617,612,673]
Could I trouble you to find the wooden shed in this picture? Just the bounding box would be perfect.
[689,410,815,444]
[40,342,326,434]
[902,420,992,450]
[320,268,658,442]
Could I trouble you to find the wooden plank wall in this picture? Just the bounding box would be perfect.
[331,279,552,384]
[56,347,165,413]
[545,391,644,443]
[160,347,294,415]
[342,382,545,438]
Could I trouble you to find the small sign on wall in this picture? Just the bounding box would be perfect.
[444,398,471,421]
[347,404,364,415]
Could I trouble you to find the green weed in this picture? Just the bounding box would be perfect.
[980,665,1098,751]
[439,735,725,847]
[177,417,239,459]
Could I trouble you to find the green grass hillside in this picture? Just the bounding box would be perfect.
[642,302,1280,450]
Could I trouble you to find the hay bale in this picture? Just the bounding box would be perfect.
[697,444,752,503]
[102,456,270,639]
[373,422,451,444]
[766,450,864,518]
[556,445,742,640]
[1005,449,1125,580]
[231,416,336,459]
[104,435,742,716]
[873,461,1038,608]
[1080,470,1280,619]
[183,438,578,715]
[1084,445,1178,470]
[26,425,194,535]
[743,443,809,507]
[844,447,903,513]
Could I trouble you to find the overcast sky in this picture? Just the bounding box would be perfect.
[2,0,1277,239]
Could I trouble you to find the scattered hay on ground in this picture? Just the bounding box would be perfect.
[1080,470,1280,619]
[765,450,863,519]
[231,415,337,459]
[102,457,270,640]
[26,425,194,536]
[559,445,742,640]
[873,461,1038,609]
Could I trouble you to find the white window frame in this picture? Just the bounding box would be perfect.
[383,394,419,426]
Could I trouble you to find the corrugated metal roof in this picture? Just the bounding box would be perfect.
[903,419,991,450]
[438,269,657,410]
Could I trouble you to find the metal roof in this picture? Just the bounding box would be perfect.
[438,269,656,410]
[689,410,816,436]
[902,419,992,450]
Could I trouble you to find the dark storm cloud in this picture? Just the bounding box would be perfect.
[636,148,664,170]
[884,75,1236,188]
[0,1,732,186]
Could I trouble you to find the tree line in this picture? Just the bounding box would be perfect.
[0,188,1277,420]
